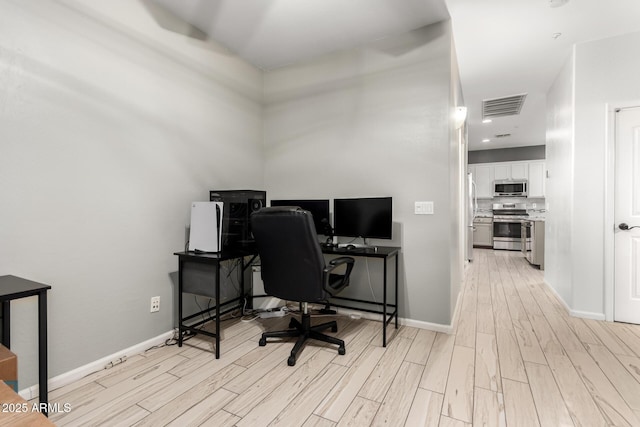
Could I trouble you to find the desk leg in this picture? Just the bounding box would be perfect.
[240,257,245,314]
[383,258,387,348]
[1,301,9,348]
[178,260,184,347]
[38,291,48,417]
[395,253,399,329]
[215,261,220,359]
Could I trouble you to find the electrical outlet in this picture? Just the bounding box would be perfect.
[150,296,160,313]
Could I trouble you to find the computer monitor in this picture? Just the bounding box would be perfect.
[333,197,392,239]
[270,199,331,235]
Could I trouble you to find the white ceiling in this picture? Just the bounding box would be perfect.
[153,0,640,151]
[448,0,640,150]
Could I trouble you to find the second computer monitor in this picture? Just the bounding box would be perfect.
[333,197,392,240]
[270,199,331,235]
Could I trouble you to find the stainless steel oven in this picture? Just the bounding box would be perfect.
[492,203,531,251]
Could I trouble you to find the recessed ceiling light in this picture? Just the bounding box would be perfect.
[482,138,490,143]
[482,119,492,124]
[549,0,569,8]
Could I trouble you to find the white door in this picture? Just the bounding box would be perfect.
[614,107,640,323]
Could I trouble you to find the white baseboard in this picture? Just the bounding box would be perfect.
[401,317,454,334]
[543,281,606,321]
[569,310,606,321]
[334,307,454,334]
[334,306,379,321]
[449,290,463,333]
[19,330,175,400]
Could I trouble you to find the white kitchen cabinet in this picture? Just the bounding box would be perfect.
[473,217,493,247]
[470,160,544,198]
[528,161,546,198]
[511,162,528,179]
[474,165,494,198]
[493,164,508,180]
[494,162,528,180]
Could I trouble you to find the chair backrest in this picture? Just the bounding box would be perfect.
[251,207,327,302]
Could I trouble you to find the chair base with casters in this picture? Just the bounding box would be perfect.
[259,302,345,366]
[250,207,354,367]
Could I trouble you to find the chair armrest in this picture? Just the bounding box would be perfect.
[323,257,355,295]
[325,257,355,273]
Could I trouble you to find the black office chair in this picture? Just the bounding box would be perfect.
[251,207,355,366]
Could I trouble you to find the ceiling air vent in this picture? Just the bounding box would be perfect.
[482,93,527,119]
[495,133,511,138]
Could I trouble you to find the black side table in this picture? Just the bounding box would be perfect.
[0,275,51,416]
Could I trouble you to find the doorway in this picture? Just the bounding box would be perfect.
[611,106,640,324]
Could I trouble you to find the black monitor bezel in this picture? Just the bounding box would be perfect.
[333,196,392,240]
[270,199,331,235]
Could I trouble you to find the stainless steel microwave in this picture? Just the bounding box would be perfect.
[493,180,528,197]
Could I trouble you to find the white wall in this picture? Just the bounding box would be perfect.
[545,30,640,318]
[0,0,263,389]
[545,51,575,307]
[0,1,465,389]
[449,35,465,319]
[572,30,640,316]
[263,22,462,325]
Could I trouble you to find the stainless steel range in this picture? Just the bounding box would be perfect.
[492,203,531,251]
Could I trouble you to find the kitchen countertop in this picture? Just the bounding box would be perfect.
[474,214,546,221]
[475,209,493,218]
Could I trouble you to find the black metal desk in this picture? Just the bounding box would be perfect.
[174,248,257,358]
[0,275,51,416]
[321,245,400,347]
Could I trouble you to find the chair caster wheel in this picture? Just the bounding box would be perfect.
[259,337,267,346]
[338,346,346,355]
[287,356,296,366]
[331,325,338,333]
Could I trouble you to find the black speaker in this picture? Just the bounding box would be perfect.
[209,190,266,249]
[248,198,264,213]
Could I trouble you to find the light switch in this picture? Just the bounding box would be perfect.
[415,201,434,215]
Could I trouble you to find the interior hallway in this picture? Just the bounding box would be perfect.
[45,249,640,426]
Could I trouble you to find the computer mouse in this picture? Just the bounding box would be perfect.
[346,244,356,250]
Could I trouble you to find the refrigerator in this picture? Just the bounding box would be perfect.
[467,173,477,261]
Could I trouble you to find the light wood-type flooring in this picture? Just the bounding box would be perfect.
[45,249,640,426]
